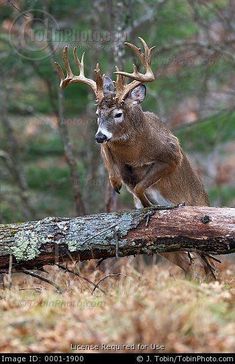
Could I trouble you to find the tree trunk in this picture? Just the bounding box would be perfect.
[0,206,234,271]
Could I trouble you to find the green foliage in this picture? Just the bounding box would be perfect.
[156,0,197,42]
[177,112,235,152]
[0,201,23,223]
[208,186,235,207]
[0,0,234,223]
[25,162,75,217]
[27,164,70,192]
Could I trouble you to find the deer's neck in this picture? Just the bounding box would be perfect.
[110,108,149,146]
[106,112,152,165]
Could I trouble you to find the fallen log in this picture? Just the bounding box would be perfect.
[0,206,234,270]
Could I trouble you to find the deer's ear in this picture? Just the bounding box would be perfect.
[103,76,115,96]
[128,84,146,104]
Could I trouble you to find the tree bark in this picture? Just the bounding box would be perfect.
[0,206,234,271]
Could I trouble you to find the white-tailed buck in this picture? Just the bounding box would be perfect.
[55,37,217,280]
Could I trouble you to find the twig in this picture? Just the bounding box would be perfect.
[92,273,126,294]
[8,254,13,289]
[115,227,120,258]
[96,258,107,268]
[200,254,217,280]
[145,203,185,226]
[21,268,63,294]
[82,223,118,246]
[56,264,106,294]
[173,107,235,132]
[203,254,221,264]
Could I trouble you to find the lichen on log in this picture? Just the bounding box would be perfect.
[0,206,234,270]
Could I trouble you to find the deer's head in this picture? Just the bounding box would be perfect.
[55,38,155,144]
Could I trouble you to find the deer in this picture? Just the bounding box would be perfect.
[55,38,217,281]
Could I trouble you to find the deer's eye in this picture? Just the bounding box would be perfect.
[114,112,123,118]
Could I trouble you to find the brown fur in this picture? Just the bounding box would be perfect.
[99,101,216,281]
[56,37,216,280]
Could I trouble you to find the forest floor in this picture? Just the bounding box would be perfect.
[0,258,234,353]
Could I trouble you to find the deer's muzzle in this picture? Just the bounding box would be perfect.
[95,132,108,144]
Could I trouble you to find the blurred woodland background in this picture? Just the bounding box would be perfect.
[0,0,235,354]
[0,0,235,223]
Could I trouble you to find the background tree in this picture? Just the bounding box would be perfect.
[0,0,234,223]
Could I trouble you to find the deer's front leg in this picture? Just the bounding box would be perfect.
[101,145,122,193]
[134,161,176,207]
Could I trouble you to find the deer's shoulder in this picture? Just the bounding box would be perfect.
[143,111,167,130]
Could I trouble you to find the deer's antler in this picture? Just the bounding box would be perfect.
[114,37,155,101]
[55,38,155,104]
[54,46,104,102]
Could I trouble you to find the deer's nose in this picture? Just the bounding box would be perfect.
[95,132,107,143]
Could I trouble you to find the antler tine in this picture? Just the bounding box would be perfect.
[138,37,156,63]
[94,63,104,102]
[114,38,156,101]
[124,37,154,67]
[54,46,104,101]
[114,37,155,82]
[63,45,73,79]
[115,66,125,96]
[71,47,98,95]
[54,61,65,88]
[54,46,73,89]
[73,47,84,75]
